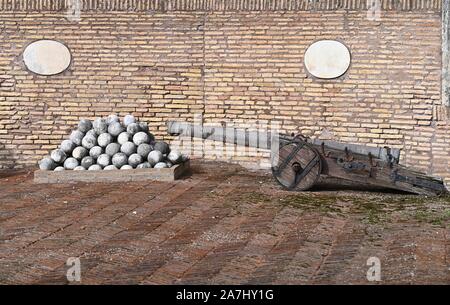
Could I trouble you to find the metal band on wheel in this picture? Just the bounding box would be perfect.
[271,141,322,191]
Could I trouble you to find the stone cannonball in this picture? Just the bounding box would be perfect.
[108,121,124,137]
[154,162,168,169]
[69,130,85,146]
[104,165,118,170]
[106,114,119,125]
[82,134,97,150]
[39,157,56,170]
[154,141,170,155]
[112,152,128,168]
[123,114,136,127]
[117,132,131,145]
[97,133,113,148]
[89,146,103,160]
[167,150,182,164]
[147,159,157,167]
[133,132,150,146]
[105,143,121,157]
[74,166,86,171]
[54,166,65,171]
[137,143,152,159]
[60,139,76,154]
[120,141,137,156]
[128,153,143,168]
[126,123,140,136]
[137,162,152,169]
[88,164,102,171]
[148,132,155,143]
[81,156,94,169]
[50,149,67,164]
[78,119,93,133]
[181,154,190,162]
[86,129,97,138]
[148,150,163,165]
[97,154,111,167]
[120,165,133,170]
[63,157,79,170]
[93,118,108,135]
[72,146,88,160]
[138,122,149,133]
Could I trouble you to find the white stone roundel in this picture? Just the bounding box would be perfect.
[23,40,71,75]
[304,40,350,79]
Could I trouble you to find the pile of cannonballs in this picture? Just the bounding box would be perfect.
[38,114,187,171]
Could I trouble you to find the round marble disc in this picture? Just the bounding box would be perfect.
[23,40,71,75]
[304,40,350,79]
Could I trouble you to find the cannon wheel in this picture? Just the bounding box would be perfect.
[271,141,322,191]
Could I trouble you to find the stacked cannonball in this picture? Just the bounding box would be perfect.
[38,114,187,171]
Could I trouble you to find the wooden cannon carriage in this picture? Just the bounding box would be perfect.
[167,121,448,196]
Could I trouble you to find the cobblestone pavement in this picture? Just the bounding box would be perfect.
[0,160,449,284]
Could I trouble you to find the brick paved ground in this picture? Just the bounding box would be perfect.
[0,160,449,284]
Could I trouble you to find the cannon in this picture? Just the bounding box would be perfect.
[167,121,448,196]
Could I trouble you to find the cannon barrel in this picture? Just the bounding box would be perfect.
[167,120,289,150]
[167,121,399,163]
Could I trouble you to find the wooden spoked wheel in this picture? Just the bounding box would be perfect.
[271,141,322,191]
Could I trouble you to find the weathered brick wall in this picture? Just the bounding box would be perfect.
[0,0,448,184]
[0,11,205,168]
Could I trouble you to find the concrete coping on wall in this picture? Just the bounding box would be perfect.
[0,0,443,12]
[34,160,190,184]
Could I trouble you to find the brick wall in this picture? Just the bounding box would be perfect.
[0,0,449,185]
